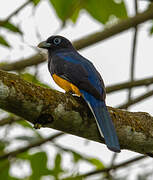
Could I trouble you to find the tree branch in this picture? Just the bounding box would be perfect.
[106,76,153,93]
[0,3,153,71]
[6,0,31,22]
[0,132,63,160]
[0,1,31,27]
[73,2,153,50]
[71,155,147,179]
[127,0,139,107]
[0,70,153,155]
[117,89,153,109]
[0,53,47,71]
[0,116,21,126]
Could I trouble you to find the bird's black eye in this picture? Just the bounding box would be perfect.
[53,37,61,45]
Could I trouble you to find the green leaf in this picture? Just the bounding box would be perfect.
[7,176,21,180]
[49,0,81,23]
[86,158,105,170]
[85,0,127,24]
[55,145,84,164]
[0,35,10,47]
[29,152,51,179]
[50,153,65,179]
[2,21,22,34]
[31,0,41,6]
[16,119,43,140]
[55,153,62,169]
[72,151,83,163]
[70,6,80,23]
[16,119,33,129]
[150,25,153,34]
[21,73,50,88]
[0,159,10,179]
[0,141,7,155]
[17,151,30,160]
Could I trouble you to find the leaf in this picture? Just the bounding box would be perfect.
[0,35,10,47]
[54,153,63,175]
[16,120,33,129]
[52,153,64,177]
[72,151,83,163]
[150,24,153,34]
[31,0,41,6]
[0,141,7,155]
[85,0,127,24]
[16,119,43,140]
[17,151,30,160]
[70,5,80,23]
[49,0,81,23]
[2,21,22,34]
[21,73,50,88]
[55,145,84,164]
[18,152,64,179]
[0,159,10,179]
[29,152,51,179]
[86,158,105,170]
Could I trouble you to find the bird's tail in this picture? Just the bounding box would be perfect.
[81,90,120,152]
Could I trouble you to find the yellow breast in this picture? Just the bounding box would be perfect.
[52,74,81,96]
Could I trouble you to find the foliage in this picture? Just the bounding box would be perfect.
[150,21,153,34]
[0,21,22,47]
[20,73,50,88]
[49,0,127,24]
[0,0,127,47]
[0,0,153,180]
[1,21,22,34]
[0,35,10,47]
[0,118,106,179]
[84,0,127,24]
[31,0,41,6]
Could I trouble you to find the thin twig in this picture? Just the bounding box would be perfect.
[110,153,118,167]
[0,132,64,160]
[72,155,147,179]
[117,89,153,109]
[105,153,118,179]
[0,116,23,126]
[106,76,153,93]
[127,0,139,109]
[6,1,31,21]
[0,53,47,71]
[0,1,31,28]
[0,4,153,71]
[73,3,153,50]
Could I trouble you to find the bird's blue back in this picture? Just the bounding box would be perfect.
[56,50,105,97]
[52,49,120,152]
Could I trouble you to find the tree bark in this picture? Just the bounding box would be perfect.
[0,70,153,155]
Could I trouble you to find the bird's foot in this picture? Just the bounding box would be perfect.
[33,123,42,129]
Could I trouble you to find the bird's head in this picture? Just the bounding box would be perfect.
[38,35,74,52]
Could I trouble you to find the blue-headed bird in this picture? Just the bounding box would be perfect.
[38,35,120,152]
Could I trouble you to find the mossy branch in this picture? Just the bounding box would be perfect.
[0,70,153,155]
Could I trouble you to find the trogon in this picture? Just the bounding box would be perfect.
[38,35,120,152]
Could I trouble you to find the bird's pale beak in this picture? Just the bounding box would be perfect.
[37,41,51,49]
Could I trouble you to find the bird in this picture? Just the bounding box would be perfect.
[38,35,120,152]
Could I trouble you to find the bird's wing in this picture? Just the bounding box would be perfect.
[51,52,105,100]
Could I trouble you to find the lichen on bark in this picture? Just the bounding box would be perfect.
[0,70,153,155]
